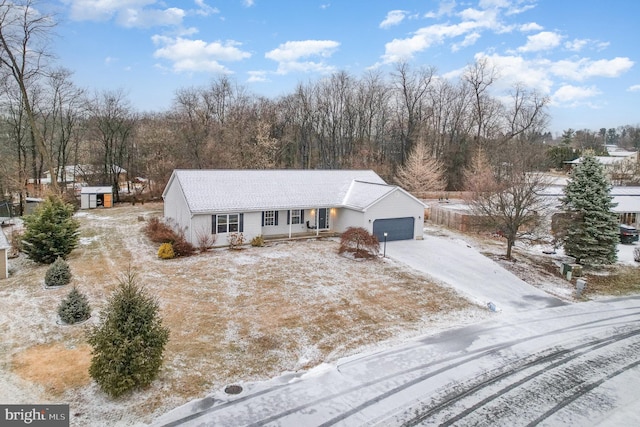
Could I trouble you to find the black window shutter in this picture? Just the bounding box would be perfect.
[287,211,290,225]
[239,213,244,232]
[301,210,304,223]
[275,211,279,226]
[212,215,217,234]
[262,211,265,227]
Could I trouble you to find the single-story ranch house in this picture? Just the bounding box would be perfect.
[162,169,425,247]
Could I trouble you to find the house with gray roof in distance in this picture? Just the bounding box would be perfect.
[162,169,426,247]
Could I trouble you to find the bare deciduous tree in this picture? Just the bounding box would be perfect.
[0,0,58,192]
[463,147,496,193]
[85,89,136,202]
[468,171,551,259]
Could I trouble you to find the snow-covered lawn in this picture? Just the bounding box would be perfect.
[0,203,489,426]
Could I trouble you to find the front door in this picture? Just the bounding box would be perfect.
[318,208,329,229]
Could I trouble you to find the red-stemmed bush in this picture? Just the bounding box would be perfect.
[339,227,380,259]
[143,217,196,257]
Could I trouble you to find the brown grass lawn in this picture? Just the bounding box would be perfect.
[0,203,485,425]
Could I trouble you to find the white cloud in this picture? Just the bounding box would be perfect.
[552,84,601,103]
[64,0,218,27]
[628,85,640,92]
[194,0,219,17]
[452,32,481,51]
[550,57,634,81]
[517,31,562,52]
[380,10,407,29]
[472,52,554,94]
[265,40,339,75]
[118,7,184,28]
[243,0,255,7]
[564,38,589,52]
[152,36,251,73]
[584,57,634,78]
[381,3,512,63]
[425,0,456,18]
[64,0,187,28]
[247,70,269,83]
[520,22,543,32]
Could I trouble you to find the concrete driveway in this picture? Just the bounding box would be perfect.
[384,233,566,313]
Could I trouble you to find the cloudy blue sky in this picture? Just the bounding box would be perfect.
[51,0,639,135]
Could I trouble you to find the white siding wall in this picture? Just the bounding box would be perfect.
[333,208,365,233]
[163,180,194,243]
[190,214,213,244]
[364,191,425,239]
[260,209,309,236]
[193,211,263,247]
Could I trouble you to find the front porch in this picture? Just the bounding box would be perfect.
[263,230,339,243]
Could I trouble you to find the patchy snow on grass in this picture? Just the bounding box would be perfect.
[1,204,490,427]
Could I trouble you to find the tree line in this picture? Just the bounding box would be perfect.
[1,0,638,213]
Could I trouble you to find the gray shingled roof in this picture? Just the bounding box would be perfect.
[165,169,395,213]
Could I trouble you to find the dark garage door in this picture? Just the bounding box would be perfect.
[373,217,415,242]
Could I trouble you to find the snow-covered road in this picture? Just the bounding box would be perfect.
[151,297,640,426]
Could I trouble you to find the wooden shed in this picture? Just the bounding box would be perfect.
[0,228,9,280]
[80,186,113,209]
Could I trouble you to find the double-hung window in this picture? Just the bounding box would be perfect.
[212,213,243,234]
[264,210,276,226]
[290,209,301,225]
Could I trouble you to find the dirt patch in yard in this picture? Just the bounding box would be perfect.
[12,343,92,395]
[0,203,488,426]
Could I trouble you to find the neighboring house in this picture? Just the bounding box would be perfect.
[162,169,425,246]
[565,148,638,185]
[542,185,640,227]
[0,227,9,279]
[30,164,127,193]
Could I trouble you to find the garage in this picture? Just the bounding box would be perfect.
[373,217,415,242]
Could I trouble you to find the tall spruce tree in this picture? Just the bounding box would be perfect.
[561,152,619,265]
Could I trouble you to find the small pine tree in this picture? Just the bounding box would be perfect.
[561,152,619,265]
[58,287,91,324]
[88,269,169,398]
[45,257,72,287]
[22,195,80,264]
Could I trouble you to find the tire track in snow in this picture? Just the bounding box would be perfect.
[154,309,640,426]
[398,326,640,426]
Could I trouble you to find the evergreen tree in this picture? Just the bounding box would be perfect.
[58,287,91,324]
[45,257,72,287]
[88,269,169,398]
[22,196,80,264]
[561,152,619,265]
